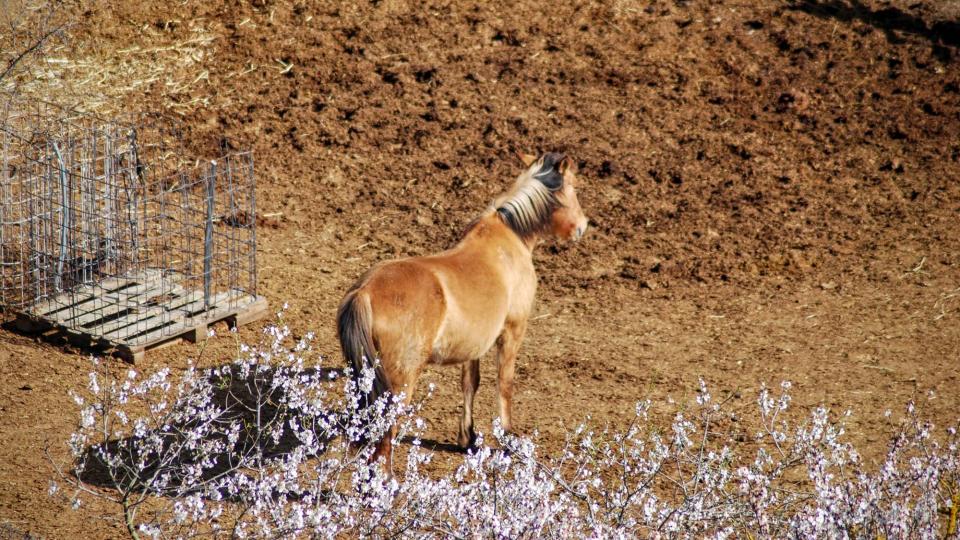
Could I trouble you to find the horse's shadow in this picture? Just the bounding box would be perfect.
[401,436,469,455]
[75,365,348,498]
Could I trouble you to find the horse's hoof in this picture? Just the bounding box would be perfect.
[458,431,479,452]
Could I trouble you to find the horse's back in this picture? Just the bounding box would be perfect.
[356,259,447,371]
[351,216,536,368]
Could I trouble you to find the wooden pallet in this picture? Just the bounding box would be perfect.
[15,270,268,363]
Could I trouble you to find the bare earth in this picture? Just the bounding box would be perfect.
[1,0,959,537]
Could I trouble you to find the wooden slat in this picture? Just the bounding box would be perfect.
[124,290,247,347]
[29,269,166,317]
[92,289,206,341]
[231,295,269,327]
[18,267,266,362]
[30,275,137,317]
[50,278,170,326]
[69,282,189,328]
[101,290,207,342]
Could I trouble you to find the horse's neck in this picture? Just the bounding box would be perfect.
[459,212,537,255]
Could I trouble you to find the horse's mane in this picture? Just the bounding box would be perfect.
[490,153,566,241]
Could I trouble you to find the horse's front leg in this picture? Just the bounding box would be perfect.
[495,319,527,434]
[458,358,481,449]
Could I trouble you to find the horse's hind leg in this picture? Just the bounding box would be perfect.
[458,358,481,449]
[496,319,527,434]
[370,366,420,474]
[372,430,394,472]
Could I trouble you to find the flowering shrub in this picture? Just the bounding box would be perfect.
[51,323,960,539]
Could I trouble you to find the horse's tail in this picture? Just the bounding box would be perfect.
[337,289,391,420]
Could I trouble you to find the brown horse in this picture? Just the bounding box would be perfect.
[337,151,589,469]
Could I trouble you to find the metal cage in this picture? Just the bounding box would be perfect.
[0,95,266,361]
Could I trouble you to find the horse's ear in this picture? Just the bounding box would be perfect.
[557,156,574,175]
[515,151,537,168]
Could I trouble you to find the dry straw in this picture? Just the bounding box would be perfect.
[2,0,225,116]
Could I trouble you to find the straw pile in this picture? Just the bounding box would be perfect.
[1,0,226,117]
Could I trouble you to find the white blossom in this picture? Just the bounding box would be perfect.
[53,320,960,539]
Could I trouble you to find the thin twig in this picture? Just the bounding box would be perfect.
[0,23,67,82]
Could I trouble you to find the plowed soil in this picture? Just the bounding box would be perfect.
[1,1,959,537]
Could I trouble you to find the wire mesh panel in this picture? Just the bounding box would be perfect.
[0,94,265,360]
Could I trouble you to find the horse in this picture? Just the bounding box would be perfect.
[337,151,589,470]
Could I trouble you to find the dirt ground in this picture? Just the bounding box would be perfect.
[1,0,959,537]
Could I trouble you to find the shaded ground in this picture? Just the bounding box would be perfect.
[1,0,958,537]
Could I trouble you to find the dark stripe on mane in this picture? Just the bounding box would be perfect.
[533,152,565,190]
[495,153,566,240]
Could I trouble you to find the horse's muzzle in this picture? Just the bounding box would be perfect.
[573,222,588,241]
